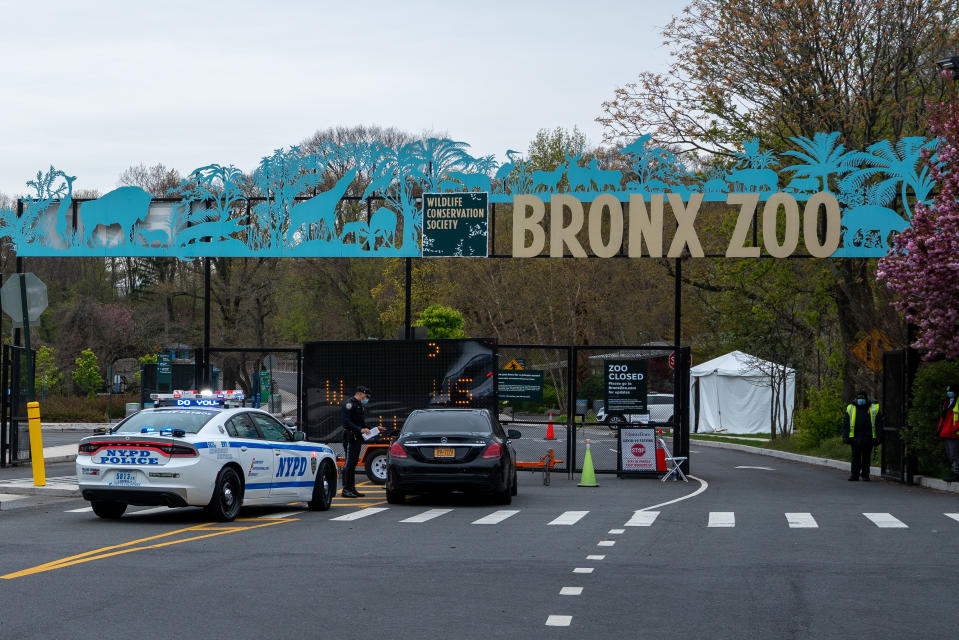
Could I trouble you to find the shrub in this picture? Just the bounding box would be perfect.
[904,359,959,477]
[794,381,844,447]
[72,349,104,398]
[36,394,141,422]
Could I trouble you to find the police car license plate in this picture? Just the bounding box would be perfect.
[434,447,455,458]
[107,470,143,487]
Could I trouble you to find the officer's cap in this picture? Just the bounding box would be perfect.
[355,385,372,397]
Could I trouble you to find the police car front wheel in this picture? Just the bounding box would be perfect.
[91,500,127,519]
[309,460,336,511]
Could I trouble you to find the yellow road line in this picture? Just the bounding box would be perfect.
[2,519,296,580]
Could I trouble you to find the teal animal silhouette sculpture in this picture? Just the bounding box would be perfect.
[494,150,522,191]
[725,168,778,193]
[78,186,152,247]
[588,159,623,191]
[702,178,728,195]
[444,170,492,193]
[52,174,77,245]
[135,225,171,248]
[836,205,908,256]
[529,162,567,193]
[565,153,594,192]
[368,207,397,249]
[286,168,358,245]
[339,219,369,247]
[787,176,820,194]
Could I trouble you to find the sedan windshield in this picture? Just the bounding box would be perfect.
[403,412,491,436]
[113,409,217,435]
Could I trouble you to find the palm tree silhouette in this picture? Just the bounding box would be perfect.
[782,132,860,193]
[844,137,937,219]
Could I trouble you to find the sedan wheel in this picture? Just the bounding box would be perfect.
[309,460,336,511]
[206,467,242,522]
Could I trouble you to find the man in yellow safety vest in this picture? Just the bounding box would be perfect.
[842,390,882,482]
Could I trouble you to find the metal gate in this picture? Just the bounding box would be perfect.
[881,349,915,483]
[497,344,691,477]
[195,347,302,425]
[0,345,35,466]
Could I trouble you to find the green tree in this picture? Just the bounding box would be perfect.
[35,345,62,397]
[417,304,467,339]
[72,349,104,398]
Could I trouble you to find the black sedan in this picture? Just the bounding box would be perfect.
[385,408,521,505]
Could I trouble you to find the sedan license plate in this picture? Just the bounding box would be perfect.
[434,447,455,458]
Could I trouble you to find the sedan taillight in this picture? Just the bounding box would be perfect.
[389,442,407,459]
[481,442,502,459]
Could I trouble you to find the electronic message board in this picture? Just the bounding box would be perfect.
[303,339,496,442]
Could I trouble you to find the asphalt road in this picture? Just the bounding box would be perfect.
[0,445,957,639]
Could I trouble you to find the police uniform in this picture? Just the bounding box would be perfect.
[842,396,882,481]
[341,388,369,496]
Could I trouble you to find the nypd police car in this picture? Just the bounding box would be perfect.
[76,391,337,521]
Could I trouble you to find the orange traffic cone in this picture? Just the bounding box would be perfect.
[545,412,556,440]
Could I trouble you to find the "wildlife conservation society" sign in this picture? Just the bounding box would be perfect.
[422,192,489,258]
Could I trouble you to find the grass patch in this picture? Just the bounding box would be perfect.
[692,433,857,464]
[37,394,141,422]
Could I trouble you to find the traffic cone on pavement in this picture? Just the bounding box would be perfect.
[578,439,599,487]
[545,412,556,440]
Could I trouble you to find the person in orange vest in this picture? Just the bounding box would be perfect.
[842,390,882,481]
[936,383,959,483]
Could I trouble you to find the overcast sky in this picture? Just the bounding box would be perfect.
[0,0,684,197]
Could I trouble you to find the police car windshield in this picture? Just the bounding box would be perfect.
[403,412,491,436]
[113,409,217,434]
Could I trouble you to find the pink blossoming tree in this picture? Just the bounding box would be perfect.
[877,84,959,357]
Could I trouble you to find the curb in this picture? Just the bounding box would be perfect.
[694,438,959,494]
[0,484,80,497]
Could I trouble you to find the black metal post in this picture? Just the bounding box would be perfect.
[204,257,211,387]
[567,346,575,480]
[404,257,412,339]
[673,257,687,472]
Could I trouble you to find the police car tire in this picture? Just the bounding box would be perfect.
[364,450,388,484]
[309,460,336,511]
[91,500,127,519]
[206,467,242,522]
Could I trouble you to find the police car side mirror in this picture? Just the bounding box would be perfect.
[293,431,306,441]
[93,427,107,435]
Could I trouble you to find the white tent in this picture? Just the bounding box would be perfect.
[690,351,795,435]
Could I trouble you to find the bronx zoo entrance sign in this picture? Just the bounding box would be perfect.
[0,132,935,259]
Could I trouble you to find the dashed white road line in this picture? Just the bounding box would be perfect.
[572,567,594,574]
[560,587,583,596]
[549,510,589,525]
[608,528,625,534]
[785,513,818,528]
[945,513,959,523]
[472,510,518,525]
[400,509,452,523]
[863,513,908,528]
[545,615,572,627]
[597,540,615,547]
[586,555,605,561]
[66,506,93,513]
[708,511,735,527]
[330,507,388,521]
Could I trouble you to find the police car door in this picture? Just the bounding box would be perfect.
[249,413,309,499]
[227,413,274,502]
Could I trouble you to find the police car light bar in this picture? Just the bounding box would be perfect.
[150,390,246,408]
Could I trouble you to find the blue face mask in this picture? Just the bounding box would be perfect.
[361,397,369,405]
[856,397,867,406]
[948,391,956,400]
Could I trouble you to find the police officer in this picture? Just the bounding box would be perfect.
[341,385,372,498]
[936,383,959,482]
[842,390,882,481]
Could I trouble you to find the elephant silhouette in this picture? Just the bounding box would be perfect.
[837,205,909,256]
[725,168,778,193]
[78,186,153,246]
[286,168,358,245]
[368,207,397,249]
[702,178,728,194]
[339,219,369,247]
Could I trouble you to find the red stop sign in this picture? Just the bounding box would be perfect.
[631,443,646,457]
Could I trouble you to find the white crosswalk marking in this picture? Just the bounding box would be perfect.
[608,528,625,534]
[0,494,26,503]
[945,513,959,523]
[545,615,572,627]
[549,511,589,525]
[625,511,659,527]
[708,512,735,527]
[597,540,615,547]
[572,567,593,574]
[400,509,452,523]
[560,587,583,596]
[586,555,605,561]
[472,510,518,525]
[258,511,302,519]
[785,513,818,528]
[66,507,93,513]
[863,513,908,528]
[331,507,389,521]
